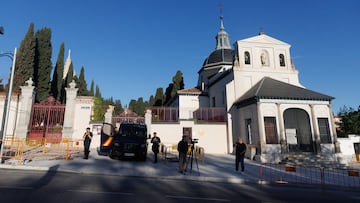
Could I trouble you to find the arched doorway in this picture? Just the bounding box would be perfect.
[283,108,313,152]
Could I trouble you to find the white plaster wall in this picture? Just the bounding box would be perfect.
[72,96,94,147]
[150,121,227,154]
[233,34,302,100]
[0,94,21,137]
[235,104,259,147]
[208,73,233,108]
[178,95,199,120]
[337,135,360,155]
[336,135,360,165]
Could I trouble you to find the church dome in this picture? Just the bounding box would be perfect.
[202,48,234,67]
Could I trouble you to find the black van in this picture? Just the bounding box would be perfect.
[107,122,148,161]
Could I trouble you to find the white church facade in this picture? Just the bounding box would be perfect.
[148,15,338,163]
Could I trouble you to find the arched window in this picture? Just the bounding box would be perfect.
[244,51,251,64]
[279,54,285,66]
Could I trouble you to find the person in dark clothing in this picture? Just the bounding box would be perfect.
[151,132,161,163]
[234,137,247,172]
[83,127,93,159]
[177,136,189,174]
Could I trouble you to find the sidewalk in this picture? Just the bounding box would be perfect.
[0,148,260,184]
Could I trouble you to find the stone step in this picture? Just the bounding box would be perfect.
[283,153,343,168]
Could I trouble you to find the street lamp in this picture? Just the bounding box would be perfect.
[0,31,17,162]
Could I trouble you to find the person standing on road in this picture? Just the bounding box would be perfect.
[83,127,93,159]
[151,132,161,163]
[234,137,246,172]
[177,135,189,174]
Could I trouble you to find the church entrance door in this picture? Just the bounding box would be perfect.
[283,108,314,153]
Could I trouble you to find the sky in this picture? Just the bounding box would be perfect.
[0,0,359,114]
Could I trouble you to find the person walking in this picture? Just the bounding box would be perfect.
[177,136,189,174]
[151,132,161,163]
[234,137,246,172]
[83,127,93,159]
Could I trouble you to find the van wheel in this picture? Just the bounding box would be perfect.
[140,155,147,161]
[109,149,115,159]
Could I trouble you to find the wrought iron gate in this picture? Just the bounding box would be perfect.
[28,96,65,143]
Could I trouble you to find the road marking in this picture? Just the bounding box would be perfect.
[67,189,133,196]
[0,186,33,190]
[166,195,230,202]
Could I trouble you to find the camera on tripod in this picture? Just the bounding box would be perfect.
[191,138,199,144]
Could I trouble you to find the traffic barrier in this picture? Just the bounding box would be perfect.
[0,138,83,163]
[259,162,360,189]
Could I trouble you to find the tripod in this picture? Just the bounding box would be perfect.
[185,143,200,176]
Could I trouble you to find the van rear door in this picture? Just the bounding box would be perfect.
[100,122,114,153]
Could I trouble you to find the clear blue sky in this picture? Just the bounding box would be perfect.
[0,0,359,114]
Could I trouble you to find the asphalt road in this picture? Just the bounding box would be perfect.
[0,169,359,203]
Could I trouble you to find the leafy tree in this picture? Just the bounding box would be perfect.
[51,42,64,100]
[113,99,123,115]
[77,66,88,96]
[128,99,136,112]
[92,97,106,121]
[134,97,145,116]
[13,22,36,93]
[34,27,52,102]
[338,105,360,137]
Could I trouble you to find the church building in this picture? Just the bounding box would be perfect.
[189,15,337,162]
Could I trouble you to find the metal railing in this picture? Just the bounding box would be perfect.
[193,107,227,122]
[259,163,360,189]
[150,107,179,122]
[149,107,227,122]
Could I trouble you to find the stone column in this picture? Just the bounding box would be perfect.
[276,103,287,153]
[328,104,340,153]
[257,103,265,155]
[145,109,152,136]
[104,105,114,123]
[62,80,78,139]
[310,104,320,154]
[15,78,35,139]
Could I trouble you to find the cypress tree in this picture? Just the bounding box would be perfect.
[0,79,5,91]
[65,62,74,87]
[77,66,88,96]
[148,95,155,106]
[95,84,101,98]
[60,62,74,103]
[89,80,94,96]
[154,87,164,106]
[51,42,64,100]
[34,27,52,102]
[171,70,184,98]
[13,22,36,93]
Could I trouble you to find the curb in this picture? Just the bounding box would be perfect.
[0,163,249,184]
